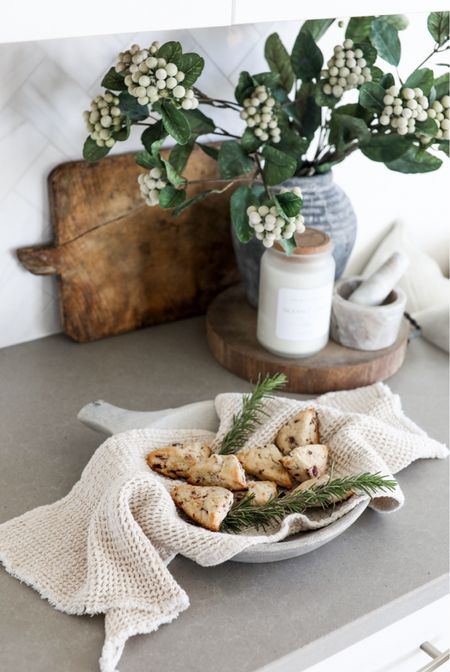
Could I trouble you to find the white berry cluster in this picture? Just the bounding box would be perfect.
[240,86,281,143]
[138,167,167,206]
[379,86,429,135]
[115,42,198,109]
[83,92,125,148]
[427,95,450,140]
[246,188,305,248]
[322,38,372,99]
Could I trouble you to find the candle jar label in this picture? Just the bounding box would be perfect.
[275,285,333,341]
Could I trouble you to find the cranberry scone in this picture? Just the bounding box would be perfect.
[186,454,247,491]
[236,480,278,506]
[146,441,211,479]
[281,444,329,483]
[275,408,321,455]
[237,444,293,489]
[171,484,234,531]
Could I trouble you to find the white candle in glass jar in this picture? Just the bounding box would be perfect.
[257,228,335,358]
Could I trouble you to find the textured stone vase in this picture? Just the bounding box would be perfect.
[231,171,357,307]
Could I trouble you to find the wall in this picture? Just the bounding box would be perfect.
[0,13,448,348]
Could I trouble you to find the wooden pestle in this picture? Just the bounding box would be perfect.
[348,252,410,306]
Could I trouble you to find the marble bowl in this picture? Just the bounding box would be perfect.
[331,276,407,351]
[78,399,369,563]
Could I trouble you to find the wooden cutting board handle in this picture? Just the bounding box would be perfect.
[17,245,61,275]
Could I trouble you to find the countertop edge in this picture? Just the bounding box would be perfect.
[255,573,450,672]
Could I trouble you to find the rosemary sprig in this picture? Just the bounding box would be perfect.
[218,373,287,455]
[220,473,397,533]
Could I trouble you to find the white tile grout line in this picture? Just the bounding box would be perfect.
[0,49,46,116]
[186,31,234,88]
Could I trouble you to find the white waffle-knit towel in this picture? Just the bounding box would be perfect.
[0,383,447,672]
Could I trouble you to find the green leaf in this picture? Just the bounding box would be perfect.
[241,128,262,153]
[264,33,295,92]
[384,14,409,31]
[404,68,434,95]
[291,30,323,80]
[251,183,267,201]
[434,73,450,99]
[300,18,334,41]
[118,92,149,121]
[293,82,322,139]
[360,134,410,162]
[380,72,395,89]
[371,17,401,66]
[262,146,297,185]
[235,71,256,104]
[158,185,186,208]
[82,137,110,161]
[172,189,215,218]
[334,103,372,122]
[386,144,443,173]
[345,16,374,41]
[437,140,449,155]
[273,128,308,160]
[161,157,186,187]
[429,85,437,105]
[330,113,370,151]
[113,117,131,142]
[368,66,383,84]
[274,191,303,218]
[183,108,215,137]
[169,142,194,173]
[135,150,158,169]
[316,160,341,173]
[157,41,182,66]
[427,12,449,46]
[160,101,191,145]
[279,238,297,254]
[415,118,439,137]
[230,186,254,243]
[357,40,377,66]
[196,143,219,160]
[315,87,339,109]
[252,71,280,88]
[101,67,127,91]
[359,81,386,113]
[179,52,205,87]
[141,120,166,154]
[218,141,255,179]
[271,85,290,105]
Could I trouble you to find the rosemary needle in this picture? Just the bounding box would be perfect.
[218,373,287,455]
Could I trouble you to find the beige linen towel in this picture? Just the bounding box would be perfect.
[0,383,447,672]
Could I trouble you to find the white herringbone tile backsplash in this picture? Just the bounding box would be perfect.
[0,16,448,348]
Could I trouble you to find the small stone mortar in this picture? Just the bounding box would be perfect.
[331,277,406,351]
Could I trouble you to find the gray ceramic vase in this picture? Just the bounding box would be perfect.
[231,171,357,307]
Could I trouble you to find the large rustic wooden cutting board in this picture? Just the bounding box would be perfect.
[17,146,240,342]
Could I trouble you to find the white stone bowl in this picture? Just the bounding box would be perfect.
[78,399,369,563]
[331,276,407,351]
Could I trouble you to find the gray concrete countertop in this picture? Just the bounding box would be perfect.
[0,318,448,672]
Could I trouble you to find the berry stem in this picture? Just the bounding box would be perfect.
[212,128,242,139]
[183,177,244,186]
[414,41,450,72]
[254,154,271,198]
[194,88,242,110]
[317,141,360,168]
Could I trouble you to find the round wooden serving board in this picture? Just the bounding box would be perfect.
[206,285,411,394]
